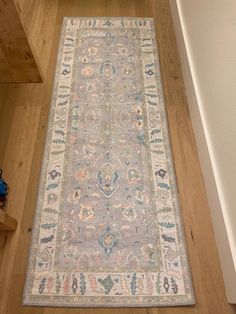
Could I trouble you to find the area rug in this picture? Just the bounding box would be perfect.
[23,17,195,307]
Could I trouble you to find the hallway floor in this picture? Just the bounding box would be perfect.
[0,0,235,313]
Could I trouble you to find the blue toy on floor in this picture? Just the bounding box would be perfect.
[0,169,8,208]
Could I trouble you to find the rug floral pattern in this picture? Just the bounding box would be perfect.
[23,17,195,307]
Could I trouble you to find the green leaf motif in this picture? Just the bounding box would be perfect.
[130,273,138,295]
[40,235,54,243]
[156,273,161,294]
[158,222,175,228]
[41,223,57,229]
[56,273,61,294]
[53,139,66,144]
[80,273,86,295]
[157,207,172,213]
[150,138,163,144]
[39,277,47,294]
[43,207,58,214]
[46,183,59,190]
[158,183,170,190]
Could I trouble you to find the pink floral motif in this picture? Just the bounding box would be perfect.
[88,274,97,292]
[63,275,70,294]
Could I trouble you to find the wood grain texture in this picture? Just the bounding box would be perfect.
[0,0,42,82]
[0,0,235,313]
[0,209,17,231]
[14,0,57,77]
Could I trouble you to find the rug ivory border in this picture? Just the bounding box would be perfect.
[23,17,195,307]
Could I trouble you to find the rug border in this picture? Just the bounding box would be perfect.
[22,16,196,307]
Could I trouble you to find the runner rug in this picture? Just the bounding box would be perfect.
[24,17,195,307]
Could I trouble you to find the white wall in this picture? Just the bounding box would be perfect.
[169,0,236,303]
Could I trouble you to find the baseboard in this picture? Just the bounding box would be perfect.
[169,0,236,303]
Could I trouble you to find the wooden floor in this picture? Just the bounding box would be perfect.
[0,0,235,313]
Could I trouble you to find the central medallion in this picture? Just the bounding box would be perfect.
[99,59,117,80]
[96,162,120,198]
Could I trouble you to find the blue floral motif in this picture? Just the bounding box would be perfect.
[99,226,118,256]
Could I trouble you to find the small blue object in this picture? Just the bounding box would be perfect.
[0,169,8,197]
